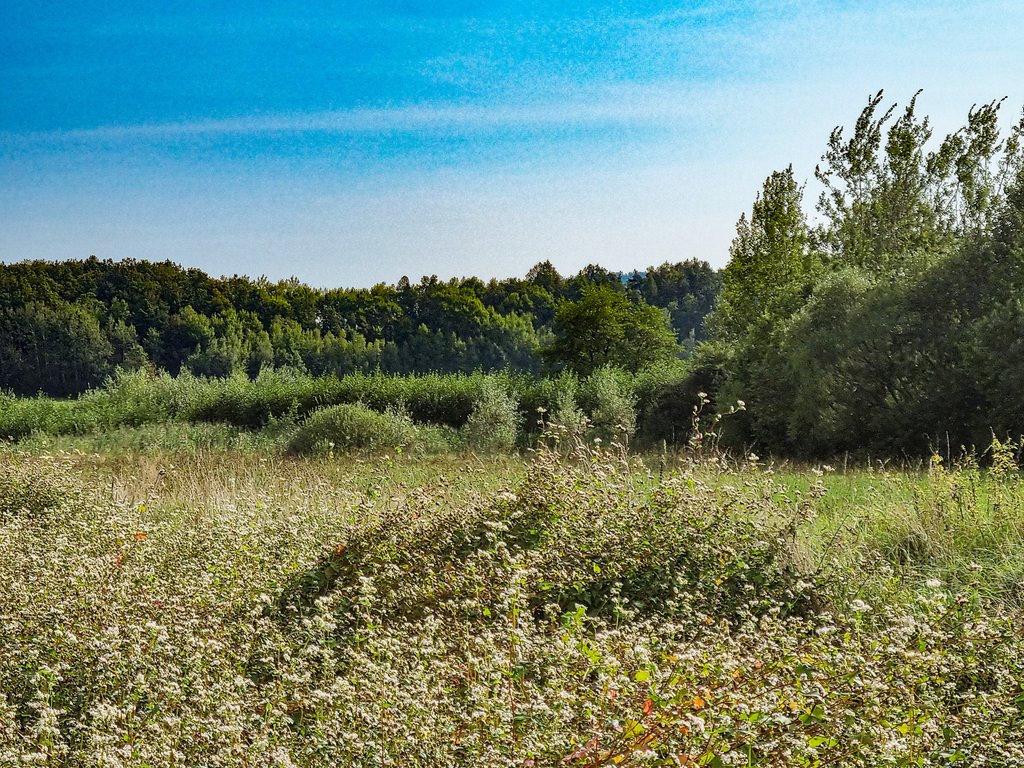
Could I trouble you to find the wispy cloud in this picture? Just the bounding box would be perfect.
[5,85,710,146]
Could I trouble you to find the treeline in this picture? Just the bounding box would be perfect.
[9,90,1024,462]
[0,257,719,397]
[701,90,1024,457]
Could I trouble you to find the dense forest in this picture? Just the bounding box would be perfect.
[0,257,719,395]
[4,90,1024,459]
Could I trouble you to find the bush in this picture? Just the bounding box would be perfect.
[515,370,579,438]
[1,370,183,440]
[462,379,520,453]
[178,370,494,430]
[631,359,696,447]
[548,388,589,444]
[579,366,636,443]
[287,403,420,455]
[0,395,78,440]
[184,367,331,428]
[85,368,175,427]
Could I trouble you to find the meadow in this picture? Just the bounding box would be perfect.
[1,405,1023,766]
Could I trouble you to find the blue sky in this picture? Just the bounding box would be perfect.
[2,1,1023,287]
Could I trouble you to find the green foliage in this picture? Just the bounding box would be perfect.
[0,258,717,395]
[712,166,815,341]
[549,387,589,443]
[1,365,716,455]
[626,260,722,345]
[707,167,820,453]
[709,92,1024,458]
[514,369,581,438]
[0,300,114,397]
[544,285,680,375]
[0,395,82,441]
[462,379,521,453]
[631,359,700,448]
[287,403,422,455]
[815,90,954,273]
[579,366,637,443]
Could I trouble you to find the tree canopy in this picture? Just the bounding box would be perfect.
[702,90,1024,457]
[0,257,717,396]
[542,285,681,375]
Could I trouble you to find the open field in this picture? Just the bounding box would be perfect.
[2,438,1023,767]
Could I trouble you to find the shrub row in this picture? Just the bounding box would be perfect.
[0,362,700,451]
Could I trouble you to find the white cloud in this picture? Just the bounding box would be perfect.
[5,84,714,146]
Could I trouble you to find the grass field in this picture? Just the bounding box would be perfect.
[1,436,1023,766]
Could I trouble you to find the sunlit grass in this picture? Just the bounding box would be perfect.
[1,443,1022,766]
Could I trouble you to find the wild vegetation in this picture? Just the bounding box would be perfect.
[0,365,698,456]
[4,91,1024,765]
[1,436,1022,766]
[705,91,1024,457]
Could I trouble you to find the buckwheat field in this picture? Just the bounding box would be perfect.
[2,433,1022,767]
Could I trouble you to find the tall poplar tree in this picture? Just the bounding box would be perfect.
[712,165,814,341]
